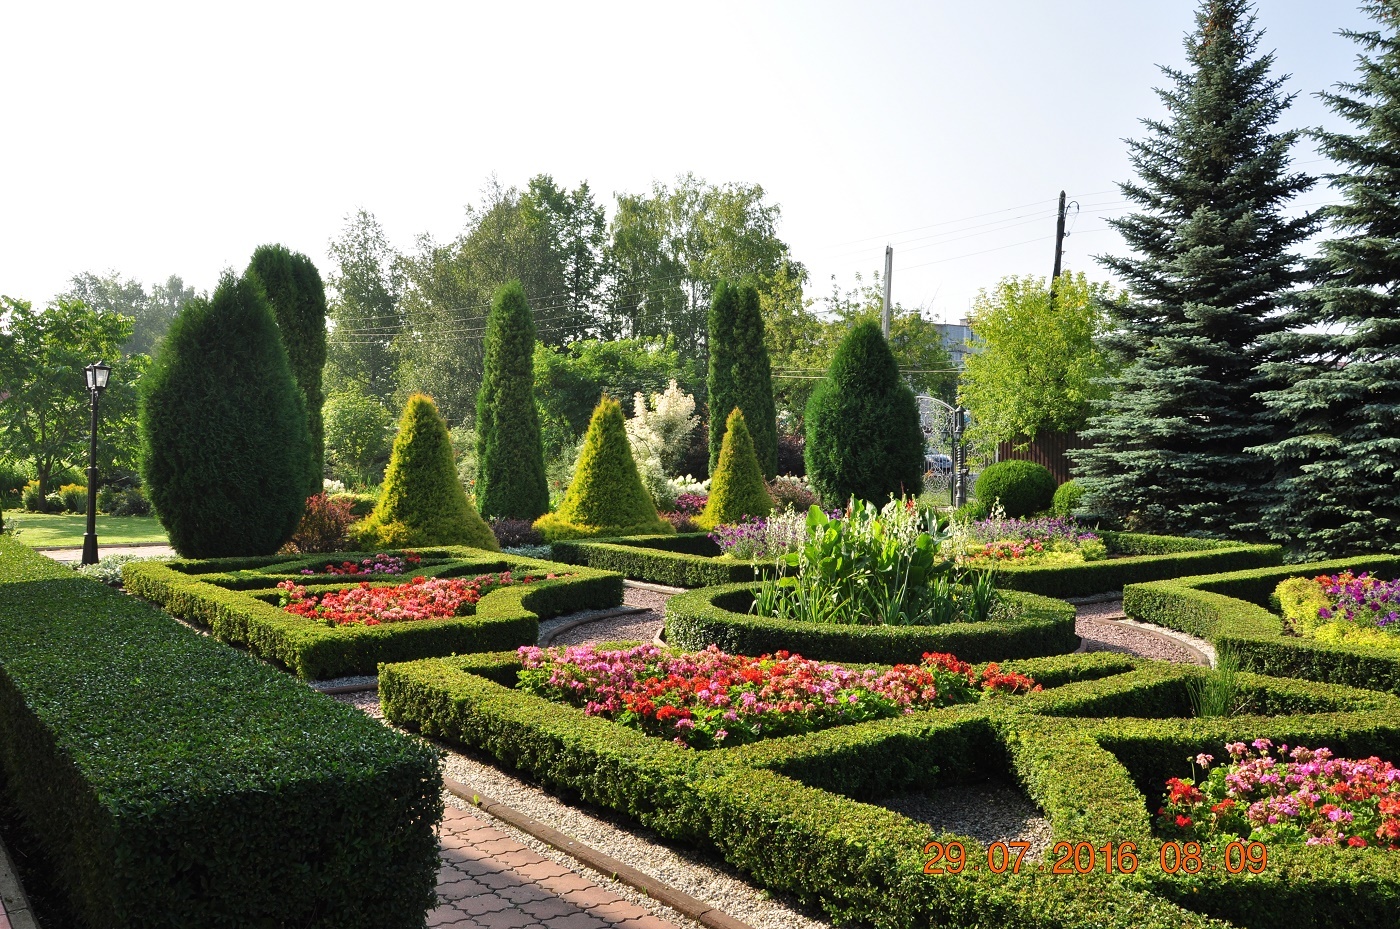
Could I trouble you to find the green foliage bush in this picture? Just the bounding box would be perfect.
[0,536,441,928]
[476,281,549,521]
[550,534,757,587]
[140,273,312,557]
[323,384,393,488]
[352,393,498,551]
[245,245,328,494]
[57,482,87,514]
[974,460,1056,518]
[708,282,778,479]
[695,408,773,531]
[533,397,672,541]
[328,491,377,518]
[1051,478,1084,517]
[97,484,151,517]
[805,321,924,506]
[124,548,621,679]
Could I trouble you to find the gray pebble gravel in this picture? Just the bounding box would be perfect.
[880,783,1054,861]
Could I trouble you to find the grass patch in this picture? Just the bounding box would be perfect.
[9,513,169,547]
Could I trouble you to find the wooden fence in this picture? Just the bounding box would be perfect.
[995,430,1087,485]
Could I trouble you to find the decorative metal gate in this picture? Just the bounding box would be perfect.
[916,395,969,506]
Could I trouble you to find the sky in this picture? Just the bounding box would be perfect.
[0,0,1378,323]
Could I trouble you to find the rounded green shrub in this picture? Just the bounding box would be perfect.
[974,460,1056,518]
[695,408,774,531]
[245,245,328,495]
[1051,478,1085,518]
[533,396,673,541]
[804,321,924,507]
[351,393,498,550]
[708,282,778,480]
[476,281,549,521]
[140,273,312,557]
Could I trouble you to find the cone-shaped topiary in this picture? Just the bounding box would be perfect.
[140,273,312,557]
[476,281,549,521]
[695,408,774,530]
[533,396,673,541]
[351,393,498,550]
[805,321,925,507]
[708,282,778,479]
[245,244,328,495]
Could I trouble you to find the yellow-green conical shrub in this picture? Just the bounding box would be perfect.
[533,396,673,541]
[695,408,774,530]
[351,393,498,550]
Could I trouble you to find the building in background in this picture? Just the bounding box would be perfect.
[934,317,975,367]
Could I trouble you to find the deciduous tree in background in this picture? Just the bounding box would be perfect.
[959,273,1118,454]
[140,274,312,557]
[475,281,549,521]
[246,244,329,495]
[323,383,393,489]
[326,210,404,406]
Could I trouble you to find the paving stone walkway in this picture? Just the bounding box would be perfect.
[432,807,681,929]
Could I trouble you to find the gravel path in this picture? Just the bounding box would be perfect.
[1073,599,1212,665]
[880,783,1054,861]
[544,585,669,648]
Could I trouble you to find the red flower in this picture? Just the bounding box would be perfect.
[1176,815,1193,828]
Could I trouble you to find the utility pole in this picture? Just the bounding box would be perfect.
[1052,190,1068,280]
[882,245,893,339]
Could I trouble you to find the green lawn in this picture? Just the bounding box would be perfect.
[5,513,169,547]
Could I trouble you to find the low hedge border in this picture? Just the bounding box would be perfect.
[386,649,1400,928]
[989,532,1284,599]
[1123,556,1400,694]
[549,533,755,588]
[0,537,441,929]
[663,582,1078,664]
[124,549,623,680]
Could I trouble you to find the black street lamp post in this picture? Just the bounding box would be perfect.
[80,361,111,566]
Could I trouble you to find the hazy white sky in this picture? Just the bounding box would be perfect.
[0,1,1375,321]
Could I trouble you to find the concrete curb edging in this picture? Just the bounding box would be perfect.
[444,777,754,929]
[0,829,40,929]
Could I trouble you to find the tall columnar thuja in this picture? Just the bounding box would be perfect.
[140,273,312,557]
[475,281,549,521]
[352,393,498,550]
[805,321,924,507]
[1071,0,1317,539]
[245,244,329,495]
[707,281,778,480]
[1252,0,1400,558]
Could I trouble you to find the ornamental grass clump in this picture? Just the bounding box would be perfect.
[753,499,999,627]
[1158,740,1400,850]
[1275,571,1400,651]
[516,643,1038,749]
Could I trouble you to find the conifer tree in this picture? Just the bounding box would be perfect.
[476,281,549,521]
[1072,0,1317,539]
[351,393,497,551]
[140,274,312,557]
[696,408,774,530]
[1252,1,1400,558]
[805,321,924,507]
[707,282,777,479]
[246,245,329,495]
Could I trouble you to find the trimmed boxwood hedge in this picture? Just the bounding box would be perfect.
[0,537,441,929]
[549,533,757,587]
[382,650,1400,928]
[1123,556,1400,695]
[124,547,623,679]
[664,582,1078,664]
[991,532,1284,599]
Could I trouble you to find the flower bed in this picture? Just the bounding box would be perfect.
[381,646,1400,929]
[952,515,1108,565]
[1123,555,1400,695]
[1158,740,1400,850]
[122,548,621,679]
[300,551,422,576]
[277,571,558,626]
[1276,572,1400,652]
[516,644,1038,748]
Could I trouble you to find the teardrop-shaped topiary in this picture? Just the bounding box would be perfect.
[533,396,673,541]
[695,408,773,530]
[351,393,498,550]
[805,321,925,507]
[140,273,312,557]
[476,281,549,521]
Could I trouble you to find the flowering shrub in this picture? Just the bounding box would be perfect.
[275,571,557,626]
[516,644,1038,749]
[300,552,422,576]
[1158,740,1400,849]
[948,513,1106,565]
[768,475,819,512]
[282,493,357,554]
[1276,572,1400,651]
[710,509,808,560]
[673,492,708,516]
